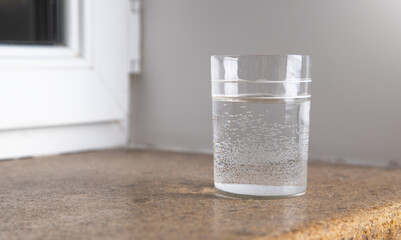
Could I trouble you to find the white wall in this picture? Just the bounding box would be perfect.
[131,0,401,167]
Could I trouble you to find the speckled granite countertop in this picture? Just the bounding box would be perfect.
[0,150,400,239]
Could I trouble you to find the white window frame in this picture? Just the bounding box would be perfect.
[0,0,90,68]
[0,0,130,159]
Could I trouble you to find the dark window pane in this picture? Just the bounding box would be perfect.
[0,0,64,45]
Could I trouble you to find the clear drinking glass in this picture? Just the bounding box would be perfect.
[211,55,312,198]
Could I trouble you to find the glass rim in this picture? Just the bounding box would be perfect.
[211,54,311,58]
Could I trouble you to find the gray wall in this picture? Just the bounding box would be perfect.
[131,0,401,167]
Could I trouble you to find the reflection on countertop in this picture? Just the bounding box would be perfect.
[0,149,400,239]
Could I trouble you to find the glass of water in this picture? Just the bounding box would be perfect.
[211,55,311,198]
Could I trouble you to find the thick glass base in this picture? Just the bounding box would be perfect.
[215,183,306,199]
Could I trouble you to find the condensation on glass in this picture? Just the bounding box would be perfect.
[211,55,312,198]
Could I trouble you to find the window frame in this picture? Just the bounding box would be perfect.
[0,0,91,68]
[0,0,130,159]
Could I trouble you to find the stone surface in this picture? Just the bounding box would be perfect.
[0,149,400,240]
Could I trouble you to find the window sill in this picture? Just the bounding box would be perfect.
[0,150,400,239]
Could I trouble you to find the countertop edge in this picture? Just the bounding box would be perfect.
[255,202,401,240]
